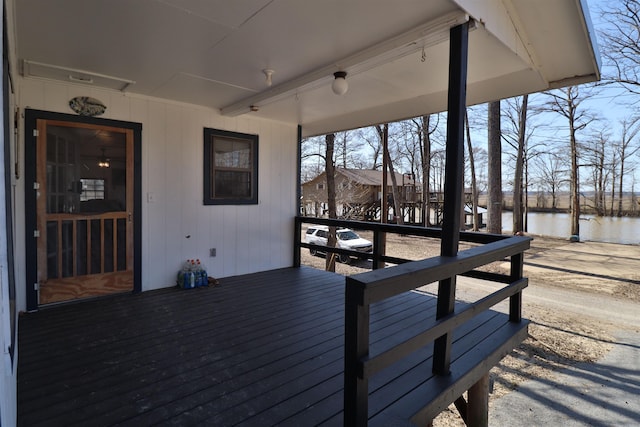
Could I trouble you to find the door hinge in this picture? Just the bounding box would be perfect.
[34,282,39,291]
[33,182,40,190]
[33,129,39,137]
[34,230,40,238]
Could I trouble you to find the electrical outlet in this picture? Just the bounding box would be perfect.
[210,248,216,257]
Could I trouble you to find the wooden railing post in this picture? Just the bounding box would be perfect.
[344,278,370,427]
[293,217,301,267]
[372,230,385,270]
[509,252,524,322]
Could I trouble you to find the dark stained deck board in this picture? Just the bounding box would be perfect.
[19,268,340,379]
[239,310,505,426]
[18,267,525,426]
[19,268,346,425]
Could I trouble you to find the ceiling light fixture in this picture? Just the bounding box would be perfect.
[98,148,110,168]
[332,71,348,95]
[263,69,274,87]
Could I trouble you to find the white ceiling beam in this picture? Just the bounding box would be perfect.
[456,0,542,77]
[220,10,470,117]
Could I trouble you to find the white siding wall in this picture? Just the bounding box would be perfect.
[0,287,17,427]
[15,78,298,311]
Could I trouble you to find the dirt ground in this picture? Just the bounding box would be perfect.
[300,230,640,426]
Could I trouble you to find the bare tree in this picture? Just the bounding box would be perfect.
[605,150,618,216]
[332,130,365,169]
[532,150,568,210]
[615,117,640,216]
[356,127,384,170]
[487,100,502,234]
[632,177,639,214]
[325,134,337,272]
[376,124,404,224]
[300,135,326,182]
[582,130,611,216]
[471,145,489,194]
[464,110,480,230]
[503,95,529,233]
[411,114,441,226]
[542,86,596,238]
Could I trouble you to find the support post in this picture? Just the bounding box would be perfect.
[433,21,469,375]
[467,373,490,427]
[509,252,524,322]
[344,278,370,427]
[377,124,388,268]
[294,125,302,267]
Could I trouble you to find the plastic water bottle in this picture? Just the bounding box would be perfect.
[178,259,192,289]
[195,259,207,287]
[188,259,197,288]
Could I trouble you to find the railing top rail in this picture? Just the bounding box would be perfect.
[346,235,531,304]
[296,215,508,244]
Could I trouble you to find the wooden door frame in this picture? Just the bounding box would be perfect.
[25,109,142,311]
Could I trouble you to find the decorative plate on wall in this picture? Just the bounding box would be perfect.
[69,96,107,116]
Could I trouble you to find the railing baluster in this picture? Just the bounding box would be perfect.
[72,219,77,276]
[373,230,385,270]
[113,218,118,272]
[57,219,62,279]
[509,252,524,322]
[87,219,92,275]
[100,218,105,274]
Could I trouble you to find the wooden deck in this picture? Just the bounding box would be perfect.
[18,267,526,426]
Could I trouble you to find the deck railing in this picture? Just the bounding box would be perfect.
[294,216,531,425]
[295,216,517,271]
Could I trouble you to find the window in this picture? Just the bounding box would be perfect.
[80,178,105,201]
[316,183,325,190]
[203,128,258,205]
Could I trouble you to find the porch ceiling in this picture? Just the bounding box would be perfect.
[11,0,599,137]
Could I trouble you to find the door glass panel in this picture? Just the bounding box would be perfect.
[46,126,127,214]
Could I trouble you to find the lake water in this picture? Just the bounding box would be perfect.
[501,212,639,245]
